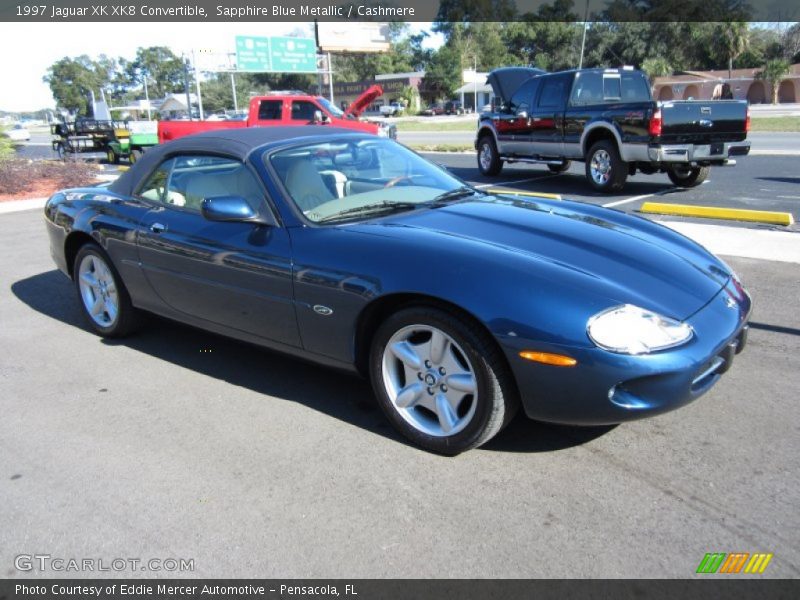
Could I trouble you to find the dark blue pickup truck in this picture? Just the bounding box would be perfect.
[476,67,751,192]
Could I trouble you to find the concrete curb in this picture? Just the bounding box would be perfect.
[641,202,794,226]
[663,221,800,264]
[0,197,47,214]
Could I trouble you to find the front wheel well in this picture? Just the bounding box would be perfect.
[64,231,98,278]
[353,293,516,389]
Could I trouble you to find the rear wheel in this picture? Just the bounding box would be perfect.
[667,165,709,187]
[370,306,518,455]
[74,244,140,337]
[477,135,503,176]
[548,160,572,173]
[585,140,628,193]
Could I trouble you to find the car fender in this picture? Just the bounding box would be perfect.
[475,122,499,149]
[580,121,625,157]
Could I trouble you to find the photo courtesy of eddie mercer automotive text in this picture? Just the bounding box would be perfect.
[44,127,751,455]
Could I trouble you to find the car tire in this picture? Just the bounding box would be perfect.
[477,135,503,176]
[548,160,572,173]
[369,306,519,455]
[73,244,141,338]
[667,165,709,187]
[585,140,627,193]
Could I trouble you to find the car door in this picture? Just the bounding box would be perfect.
[494,78,540,155]
[135,154,300,347]
[530,73,572,157]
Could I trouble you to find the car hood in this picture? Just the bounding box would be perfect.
[345,84,383,118]
[356,195,730,320]
[487,67,547,104]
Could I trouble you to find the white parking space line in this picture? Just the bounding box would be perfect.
[475,173,565,189]
[602,179,710,208]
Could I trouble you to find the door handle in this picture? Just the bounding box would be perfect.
[149,222,167,234]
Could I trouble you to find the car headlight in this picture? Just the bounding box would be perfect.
[587,304,693,354]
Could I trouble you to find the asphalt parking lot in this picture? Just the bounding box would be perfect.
[427,152,800,231]
[1,202,799,577]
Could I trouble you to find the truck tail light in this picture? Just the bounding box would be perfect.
[649,108,662,137]
[745,107,751,133]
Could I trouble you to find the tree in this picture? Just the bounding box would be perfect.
[757,59,791,104]
[0,126,15,161]
[43,55,113,116]
[717,22,749,80]
[126,46,188,99]
[641,57,672,92]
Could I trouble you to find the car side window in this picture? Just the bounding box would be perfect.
[603,76,622,101]
[136,159,174,204]
[538,78,567,108]
[166,156,265,213]
[257,100,282,120]
[505,79,539,115]
[291,101,318,121]
[569,72,604,106]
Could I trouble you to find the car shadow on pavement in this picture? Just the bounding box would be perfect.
[12,269,614,455]
[756,176,800,185]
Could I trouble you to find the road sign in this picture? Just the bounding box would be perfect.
[235,36,317,73]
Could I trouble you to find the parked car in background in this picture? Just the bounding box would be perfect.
[159,85,396,143]
[476,66,751,192]
[44,127,751,454]
[2,123,31,142]
[444,101,465,115]
[380,102,405,117]
[422,103,445,116]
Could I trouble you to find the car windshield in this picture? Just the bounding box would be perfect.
[316,97,344,118]
[268,138,471,223]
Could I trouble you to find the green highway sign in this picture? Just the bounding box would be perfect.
[235,36,317,73]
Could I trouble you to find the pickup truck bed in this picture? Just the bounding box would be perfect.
[476,67,750,192]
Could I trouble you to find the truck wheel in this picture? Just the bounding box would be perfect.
[586,141,627,193]
[477,135,503,176]
[548,160,571,173]
[667,165,709,188]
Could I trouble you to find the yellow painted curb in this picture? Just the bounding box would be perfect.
[640,202,794,226]
[488,188,562,200]
[117,166,130,172]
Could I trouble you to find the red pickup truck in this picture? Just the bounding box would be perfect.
[158,85,397,143]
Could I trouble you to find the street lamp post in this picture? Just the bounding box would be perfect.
[473,55,478,112]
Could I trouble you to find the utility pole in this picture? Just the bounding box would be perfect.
[578,0,590,69]
[182,54,193,121]
[192,48,204,120]
[230,72,238,112]
[327,52,334,104]
[143,76,152,120]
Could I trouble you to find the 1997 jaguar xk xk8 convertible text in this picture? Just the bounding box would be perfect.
[44,127,751,454]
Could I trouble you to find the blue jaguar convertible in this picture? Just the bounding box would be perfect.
[44,127,751,454]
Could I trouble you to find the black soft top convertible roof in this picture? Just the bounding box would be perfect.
[108,126,365,197]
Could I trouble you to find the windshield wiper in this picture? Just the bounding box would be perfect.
[428,186,481,206]
[318,201,421,223]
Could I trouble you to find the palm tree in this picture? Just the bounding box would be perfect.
[758,59,791,104]
[718,22,749,81]
[641,57,672,94]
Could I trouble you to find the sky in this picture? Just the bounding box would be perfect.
[0,22,443,112]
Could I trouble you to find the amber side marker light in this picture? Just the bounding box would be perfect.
[519,351,577,367]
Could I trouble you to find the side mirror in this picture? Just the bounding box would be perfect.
[201,196,259,223]
[313,110,329,124]
[516,110,528,119]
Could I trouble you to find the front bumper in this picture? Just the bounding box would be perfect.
[503,277,752,425]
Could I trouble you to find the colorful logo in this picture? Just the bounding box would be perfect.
[696,552,773,574]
